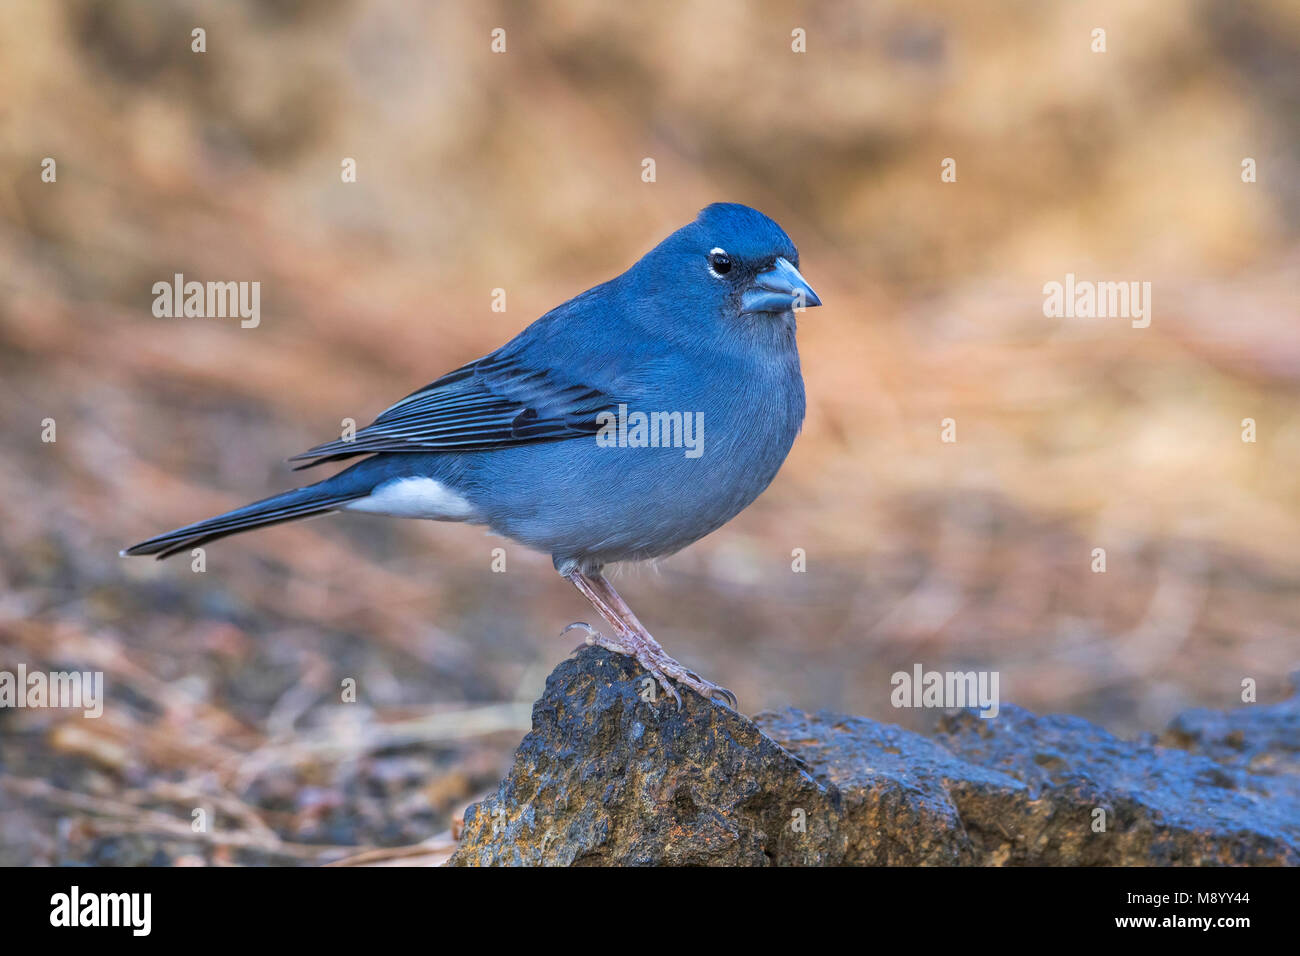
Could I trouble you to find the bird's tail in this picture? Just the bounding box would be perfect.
[121,481,368,560]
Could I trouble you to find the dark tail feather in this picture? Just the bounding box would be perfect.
[122,483,366,560]
[290,451,358,471]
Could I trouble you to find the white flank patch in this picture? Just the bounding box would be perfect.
[343,477,477,520]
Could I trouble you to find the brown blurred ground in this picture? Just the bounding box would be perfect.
[0,0,1298,864]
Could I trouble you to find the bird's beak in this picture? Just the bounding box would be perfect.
[740,257,822,315]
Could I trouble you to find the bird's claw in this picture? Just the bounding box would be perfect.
[705,684,739,710]
[558,623,737,711]
[679,669,736,706]
[561,621,599,645]
[650,670,684,710]
[635,649,738,711]
[561,621,631,657]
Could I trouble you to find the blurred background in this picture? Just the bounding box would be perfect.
[1,0,1297,865]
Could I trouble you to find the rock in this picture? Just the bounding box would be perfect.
[450,646,1300,866]
[1157,673,1300,784]
[450,647,841,865]
[932,707,1298,865]
[753,709,1031,865]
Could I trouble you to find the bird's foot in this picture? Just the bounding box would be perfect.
[641,648,739,711]
[561,621,625,654]
[560,622,737,710]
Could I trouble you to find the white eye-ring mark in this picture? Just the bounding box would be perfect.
[707,247,732,278]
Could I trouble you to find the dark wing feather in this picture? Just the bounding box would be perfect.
[289,354,618,467]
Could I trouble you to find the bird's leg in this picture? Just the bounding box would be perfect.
[564,569,738,710]
[563,570,682,708]
[589,571,739,710]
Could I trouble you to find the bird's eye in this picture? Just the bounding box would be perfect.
[708,249,732,276]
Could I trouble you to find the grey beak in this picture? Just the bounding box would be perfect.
[740,257,822,315]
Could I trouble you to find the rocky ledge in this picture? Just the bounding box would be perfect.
[450,647,1299,866]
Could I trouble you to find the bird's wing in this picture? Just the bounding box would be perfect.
[289,353,619,467]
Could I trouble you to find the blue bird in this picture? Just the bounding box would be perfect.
[124,203,821,707]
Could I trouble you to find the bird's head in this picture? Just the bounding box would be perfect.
[630,203,821,335]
